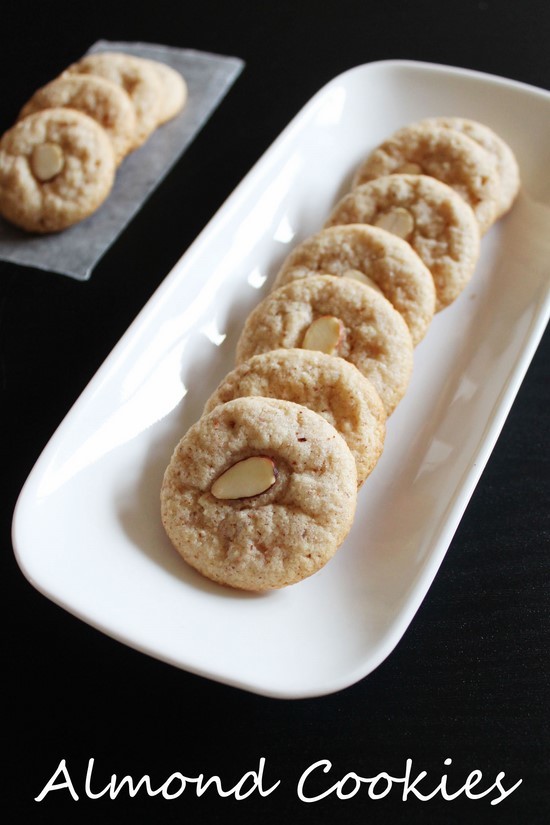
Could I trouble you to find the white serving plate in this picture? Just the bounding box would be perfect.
[12,60,550,699]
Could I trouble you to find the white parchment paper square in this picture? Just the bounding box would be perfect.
[0,41,244,280]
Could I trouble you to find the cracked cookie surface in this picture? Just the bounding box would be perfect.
[65,51,163,147]
[236,274,413,416]
[272,224,436,345]
[352,123,500,233]
[19,73,137,164]
[0,107,115,233]
[416,116,520,219]
[204,348,386,487]
[161,397,357,591]
[145,59,188,124]
[326,174,480,311]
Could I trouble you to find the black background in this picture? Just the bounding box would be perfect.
[2,1,548,822]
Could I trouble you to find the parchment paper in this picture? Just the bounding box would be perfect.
[0,41,244,280]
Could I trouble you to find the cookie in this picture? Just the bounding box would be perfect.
[203,348,386,487]
[352,122,500,233]
[160,396,357,591]
[145,59,188,124]
[271,224,436,345]
[0,107,116,233]
[235,274,413,416]
[326,174,480,311]
[65,52,163,147]
[18,73,137,164]
[417,116,520,219]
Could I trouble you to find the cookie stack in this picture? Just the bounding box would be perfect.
[0,52,187,233]
[161,116,519,592]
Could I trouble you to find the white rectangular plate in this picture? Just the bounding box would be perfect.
[12,60,550,699]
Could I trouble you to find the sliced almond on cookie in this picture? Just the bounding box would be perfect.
[396,162,422,174]
[211,456,277,500]
[302,315,343,355]
[31,143,64,181]
[374,207,415,239]
[343,268,383,294]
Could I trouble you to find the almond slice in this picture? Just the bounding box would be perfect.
[211,456,277,500]
[374,207,415,239]
[31,143,65,181]
[397,162,422,174]
[302,315,343,355]
[343,268,383,294]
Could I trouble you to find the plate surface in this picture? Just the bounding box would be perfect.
[12,60,550,699]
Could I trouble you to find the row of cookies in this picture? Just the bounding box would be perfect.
[319,117,520,314]
[235,117,520,418]
[160,117,519,592]
[0,51,187,233]
[160,279,400,589]
[226,119,521,422]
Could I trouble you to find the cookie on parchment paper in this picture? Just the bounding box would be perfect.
[145,59,188,124]
[161,396,357,591]
[204,348,386,487]
[271,223,436,345]
[65,52,164,147]
[235,274,414,416]
[18,73,137,164]
[0,107,116,233]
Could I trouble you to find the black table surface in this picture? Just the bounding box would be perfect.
[2,1,548,822]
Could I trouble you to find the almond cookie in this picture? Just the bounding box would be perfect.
[417,116,520,219]
[18,73,137,164]
[272,224,436,345]
[0,107,115,233]
[352,123,500,233]
[160,396,357,591]
[203,348,386,487]
[65,52,163,147]
[145,59,188,124]
[236,275,413,416]
[326,174,480,311]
